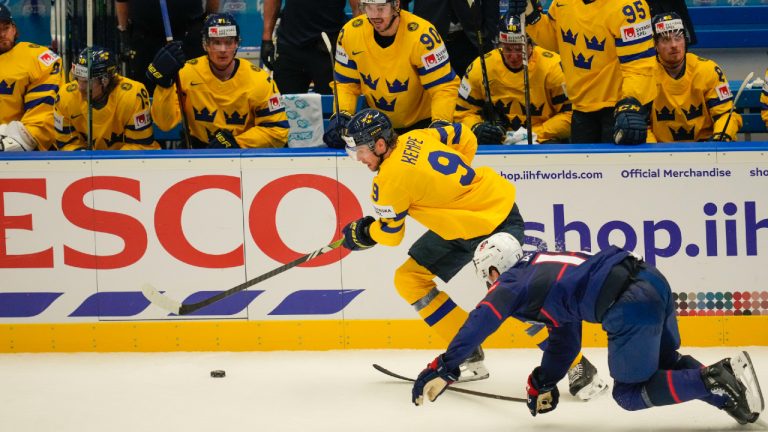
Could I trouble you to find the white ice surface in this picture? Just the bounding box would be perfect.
[1,347,767,432]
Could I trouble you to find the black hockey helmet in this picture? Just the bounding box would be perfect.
[652,12,691,44]
[0,4,13,23]
[202,13,241,43]
[498,12,528,45]
[72,46,118,82]
[343,108,396,153]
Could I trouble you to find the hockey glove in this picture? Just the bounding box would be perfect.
[0,121,36,151]
[322,111,352,149]
[208,129,238,149]
[146,41,186,88]
[429,119,451,129]
[524,0,543,25]
[526,367,560,416]
[412,355,460,406]
[342,216,377,251]
[472,122,506,144]
[613,97,648,145]
[260,39,275,70]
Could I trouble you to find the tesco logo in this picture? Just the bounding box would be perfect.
[0,174,362,270]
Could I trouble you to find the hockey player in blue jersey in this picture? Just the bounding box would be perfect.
[411,233,764,425]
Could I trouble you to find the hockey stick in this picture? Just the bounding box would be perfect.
[716,72,753,142]
[159,0,192,149]
[142,238,344,315]
[320,31,342,116]
[373,364,526,402]
[470,0,499,127]
[520,13,533,145]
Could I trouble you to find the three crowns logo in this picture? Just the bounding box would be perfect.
[193,107,217,122]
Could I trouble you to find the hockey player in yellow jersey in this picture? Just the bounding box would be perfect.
[648,13,740,142]
[339,109,608,399]
[455,13,571,144]
[54,47,160,151]
[322,0,460,148]
[0,4,61,152]
[149,13,288,149]
[519,0,656,144]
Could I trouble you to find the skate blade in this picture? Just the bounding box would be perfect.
[457,364,490,383]
[732,351,765,415]
[574,376,610,401]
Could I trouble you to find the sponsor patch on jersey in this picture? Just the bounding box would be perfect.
[133,110,151,129]
[421,45,449,70]
[208,25,237,38]
[373,204,397,219]
[715,83,732,101]
[335,45,349,66]
[620,20,652,43]
[458,77,471,98]
[407,22,419,31]
[38,50,60,67]
[53,112,63,131]
[120,82,133,91]
[352,18,363,27]
[268,95,284,111]
[66,82,77,92]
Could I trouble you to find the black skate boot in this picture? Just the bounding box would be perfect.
[457,346,489,382]
[702,352,763,424]
[568,355,609,401]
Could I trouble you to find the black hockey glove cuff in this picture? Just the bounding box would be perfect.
[613,97,648,145]
[322,111,352,149]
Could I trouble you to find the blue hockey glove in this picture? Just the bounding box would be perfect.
[146,41,185,88]
[428,119,451,129]
[322,111,352,149]
[412,355,460,406]
[472,122,506,144]
[208,129,238,149]
[526,367,560,416]
[613,97,648,145]
[342,216,376,251]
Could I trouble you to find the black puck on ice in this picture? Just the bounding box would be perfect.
[210,370,226,378]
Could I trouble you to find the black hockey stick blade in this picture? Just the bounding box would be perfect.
[372,364,526,402]
[142,238,345,315]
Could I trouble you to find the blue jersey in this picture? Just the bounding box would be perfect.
[443,246,632,383]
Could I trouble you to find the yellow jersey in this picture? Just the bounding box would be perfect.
[0,42,61,150]
[367,124,517,246]
[648,54,741,142]
[54,76,160,151]
[334,11,460,129]
[152,57,288,148]
[527,0,656,112]
[455,47,571,142]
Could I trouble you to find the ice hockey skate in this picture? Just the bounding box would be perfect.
[703,351,764,424]
[568,356,609,401]
[457,346,489,382]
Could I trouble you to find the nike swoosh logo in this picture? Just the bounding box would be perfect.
[555,2,566,6]
[190,82,203,86]
[351,50,365,55]
[70,114,82,119]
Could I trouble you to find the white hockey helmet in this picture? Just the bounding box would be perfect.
[473,233,524,285]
